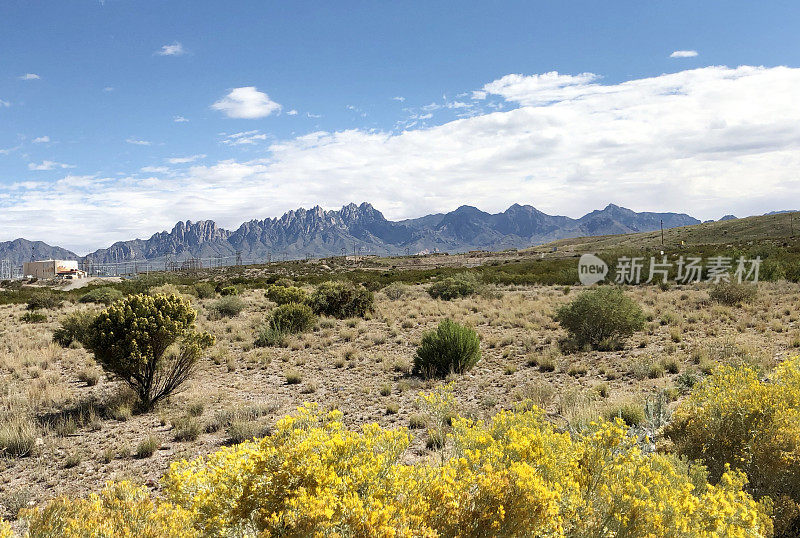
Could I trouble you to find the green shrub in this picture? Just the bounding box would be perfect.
[85,294,214,410]
[254,327,287,348]
[413,319,481,378]
[26,292,62,310]
[556,287,645,350]
[310,281,374,319]
[427,272,480,300]
[709,282,757,306]
[193,283,216,299]
[270,303,316,334]
[20,311,47,323]
[382,282,409,300]
[220,286,239,296]
[79,287,124,305]
[210,296,246,318]
[266,285,308,305]
[52,310,96,347]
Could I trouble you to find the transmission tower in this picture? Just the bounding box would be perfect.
[0,259,11,280]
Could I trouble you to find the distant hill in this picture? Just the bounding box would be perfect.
[1,202,701,267]
[0,238,79,268]
[531,210,799,253]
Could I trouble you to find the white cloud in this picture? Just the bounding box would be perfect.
[156,42,186,56]
[167,154,205,164]
[126,138,151,146]
[481,72,601,106]
[211,87,281,119]
[3,66,800,253]
[0,99,9,107]
[173,115,189,123]
[392,96,405,102]
[28,160,74,171]
[0,145,21,155]
[671,50,699,58]
[19,73,40,80]
[32,136,50,144]
[141,166,169,174]
[220,130,267,146]
[287,109,298,116]
[103,86,114,92]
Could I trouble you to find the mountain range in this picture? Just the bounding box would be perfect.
[1,202,701,268]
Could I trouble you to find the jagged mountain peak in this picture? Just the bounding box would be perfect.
[3,202,702,266]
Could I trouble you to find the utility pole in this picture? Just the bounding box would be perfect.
[660,219,664,246]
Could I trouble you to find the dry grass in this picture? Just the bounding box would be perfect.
[1,281,798,517]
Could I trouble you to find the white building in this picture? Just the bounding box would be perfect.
[23,260,86,280]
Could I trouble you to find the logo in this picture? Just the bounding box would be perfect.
[578,254,608,285]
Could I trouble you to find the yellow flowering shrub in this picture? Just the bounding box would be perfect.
[20,481,198,538]
[20,398,772,537]
[0,520,11,538]
[664,356,800,534]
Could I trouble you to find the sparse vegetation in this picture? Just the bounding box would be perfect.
[709,281,757,306]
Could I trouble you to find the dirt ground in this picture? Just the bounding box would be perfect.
[1,280,799,519]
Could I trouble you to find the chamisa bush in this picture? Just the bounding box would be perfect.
[265,284,308,305]
[219,285,239,296]
[210,296,245,318]
[79,286,124,305]
[309,281,374,319]
[255,302,317,348]
[414,319,481,378]
[382,281,408,300]
[427,271,481,300]
[85,294,214,410]
[709,281,757,306]
[26,292,62,311]
[556,286,645,351]
[193,282,216,299]
[663,356,800,536]
[21,399,771,536]
[269,302,316,334]
[52,310,96,348]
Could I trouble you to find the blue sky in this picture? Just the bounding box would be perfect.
[1,1,800,253]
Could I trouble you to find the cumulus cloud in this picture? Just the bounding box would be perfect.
[156,42,186,56]
[212,87,281,119]
[126,138,151,146]
[28,161,74,171]
[3,66,800,253]
[32,136,50,143]
[287,109,298,116]
[671,50,699,58]
[19,73,40,80]
[173,115,189,122]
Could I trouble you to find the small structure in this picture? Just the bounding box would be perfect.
[23,259,86,280]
